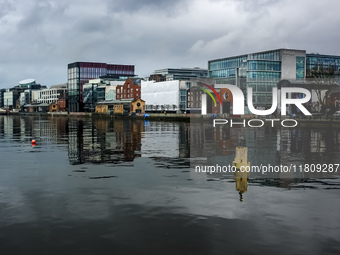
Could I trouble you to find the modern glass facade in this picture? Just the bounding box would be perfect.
[154,68,208,81]
[208,55,247,85]
[296,57,305,79]
[3,88,24,109]
[247,60,281,71]
[180,89,187,110]
[68,62,135,112]
[83,84,106,112]
[210,49,340,109]
[0,89,5,108]
[3,91,14,108]
[306,54,340,81]
[209,50,283,106]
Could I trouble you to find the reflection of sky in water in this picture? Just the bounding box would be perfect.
[0,115,340,254]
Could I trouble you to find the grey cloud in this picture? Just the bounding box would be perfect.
[0,0,15,18]
[235,0,279,11]
[106,0,187,16]
[74,17,111,34]
[17,1,68,32]
[0,0,340,88]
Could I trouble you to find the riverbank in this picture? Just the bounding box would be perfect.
[6,111,340,126]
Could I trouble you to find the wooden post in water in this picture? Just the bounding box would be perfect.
[232,137,250,201]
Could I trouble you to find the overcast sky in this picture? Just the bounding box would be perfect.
[0,0,340,88]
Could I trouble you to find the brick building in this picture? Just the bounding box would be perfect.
[116,78,141,100]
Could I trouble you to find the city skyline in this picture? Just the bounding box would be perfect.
[1,0,340,88]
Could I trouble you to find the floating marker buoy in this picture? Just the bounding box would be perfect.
[32,140,36,146]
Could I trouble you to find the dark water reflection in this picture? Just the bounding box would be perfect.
[0,115,340,255]
[68,118,190,165]
[191,121,340,179]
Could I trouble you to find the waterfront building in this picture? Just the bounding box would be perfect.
[4,79,46,109]
[19,90,31,106]
[95,98,145,115]
[3,89,21,109]
[306,53,340,79]
[151,67,208,81]
[32,84,67,105]
[142,77,214,113]
[17,79,44,107]
[82,78,129,112]
[4,86,29,109]
[209,49,304,107]
[18,78,37,88]
[209,49,340,109]
[141,80,188,113]
[186,87,203,113]
[184,77,214,113]
[83,79,106,112]
[116,78,142,100]
[147,68,208,113]
[23,103,49,113]
[0,89,6,108]
[67,61,135,112]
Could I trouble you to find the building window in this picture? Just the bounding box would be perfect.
[296,57,305,79]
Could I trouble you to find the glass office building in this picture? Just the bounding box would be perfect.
[68,62,135,112]
[3,89,22,109]
[0,89,5,108]
[83,84,106,112]
[154,68,208,81]
[209,49,308,107]
[306,53,340,80]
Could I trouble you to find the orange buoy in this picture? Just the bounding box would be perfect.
[32,140,36,146]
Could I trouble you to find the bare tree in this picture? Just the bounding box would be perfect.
[306,64,339,113]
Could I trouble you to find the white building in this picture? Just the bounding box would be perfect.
[141,80,188,113]
[33,84,68,104]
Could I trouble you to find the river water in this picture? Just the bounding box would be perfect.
[0,115,340,255]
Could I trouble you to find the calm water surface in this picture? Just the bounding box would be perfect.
[0,115,340,255]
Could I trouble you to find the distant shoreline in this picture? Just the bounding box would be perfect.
[2,111,339,127]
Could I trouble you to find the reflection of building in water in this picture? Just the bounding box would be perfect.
[0,116,4,137]
[0,115,68,143]
[68,118,144,165]
[190,121,234,159]
[31,117,68,142]
[232,138,250,202]
[141,121,189,159]
[68,119,84,165]
[190,122,279,165]
[276,128,340,165]
[113,120,144,161]
[190,122,340,177]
